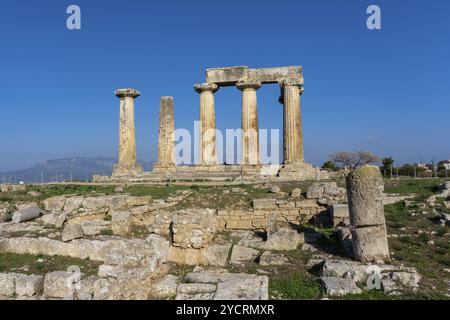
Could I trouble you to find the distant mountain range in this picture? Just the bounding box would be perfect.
[0,157,154,183]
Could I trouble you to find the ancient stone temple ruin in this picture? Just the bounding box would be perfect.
[95,66,328,183]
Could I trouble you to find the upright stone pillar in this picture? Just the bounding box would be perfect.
[237,81,261,166]
[154,96,175,170]
[113,88,143,176]
[346,165,390,262]
[279,80,304,165]
[194,83,219,166]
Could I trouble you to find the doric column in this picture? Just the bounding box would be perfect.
[113,88,143,176]
[237,81,261,166]
[194,83,219,166]
[279,80,304,164]
[155,96,175,169]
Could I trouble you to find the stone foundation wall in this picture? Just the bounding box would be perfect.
[217,199,326,231]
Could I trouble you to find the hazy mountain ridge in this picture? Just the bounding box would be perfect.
[0,157,153,183]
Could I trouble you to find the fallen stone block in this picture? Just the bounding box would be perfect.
[330,204,350,227]
[200,244,232,267]
[177,283,217,295]
[12,205,41,223]
[44,271,83,299]
[0,273,16,296]
[321,276,362,296]
[230,245,259,266]
[258,252,288,266]
[62,224,84,242]
[148,275,178,300]
[15,274,44,297]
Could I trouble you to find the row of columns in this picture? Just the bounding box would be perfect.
[113,80,305,174]
[194,81,305,166]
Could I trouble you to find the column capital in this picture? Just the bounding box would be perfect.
[194,83,219,94]
[115,88,141,99]
[279,77,304,87]
[236,81,261,91]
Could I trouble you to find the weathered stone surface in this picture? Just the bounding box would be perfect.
[0,273,16,296]
[381,271,421,295]
[12,205,41,223]
[168,247,201,266]
[93,278,120,300]
[75,275,98,300]
[306,182,346,203]
[0,184,26,193]
[351,225,390,263]
[61,224,84,242]
[63,196,85,213]
[178,283,217,295]
[43,196,67,213]
[148,275,178,299]
[182,268,269,300]
[44,271,82,298]
[321,277,362,296]
[330,204,350,227]
[80,220,110,236]
[15,274,44,297]
[347,166,386,227]
[259,252,288,266]
[55,212,68,229]
[111,211,133,236]
[270,186,281,194]
[0,202,10,223]
[336,227,353,256]
[172,209,217,249]
[155,97,176,169]
[290,188,302,198]
[200,244,232,267]
[41,213,59,227]
[262,227,304,251]
[230,245,259,266]
[213,275,269,300]
[252,199,277,210]
[347,166,390,262]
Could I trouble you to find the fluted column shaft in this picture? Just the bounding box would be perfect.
[280,83,304,164]
[114,88,143,175]
[155,96,175,168]
[194,83,219,165]
[237,81,261,165]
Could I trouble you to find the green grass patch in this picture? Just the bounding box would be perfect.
[0,253,101,276]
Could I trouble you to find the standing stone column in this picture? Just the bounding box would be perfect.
[113,88,143,176]
[237,81,261,166]
[155,96,175,169]
[279,81,304,165]
[194,83,219,166]
[346,165,390,262]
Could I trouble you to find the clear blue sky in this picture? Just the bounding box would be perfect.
[0,0,449,171]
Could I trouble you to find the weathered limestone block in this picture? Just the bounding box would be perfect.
[259,252,288,266]
[93,278,120,300]
[290,188,302,198]
[213,275,269,300]
[12,205,41,223]
[43,196,67,213]
[252,198,277,210]
[125,196,153,207]
[63,196,85,213]
[225,219,252,230]
[44,271,83,298]
[15,274,44,297]
[330,204,350,227]
[351,225,390,262]
[230,245,260,266]
[320,277,362,296]
[0,273,16,296]
[347,165,390,262]
[80,220,111,236]
[111,211,133,236]
[61,224,84,242]
[168,247,202,266]
[171,209,217,249]
[0,202,10,223]
[200,244,232,267]
[74,275,98,300]
[41,213,59,227]
[263,227,304,251]
[148,275,178,299]
[306,182,346,203]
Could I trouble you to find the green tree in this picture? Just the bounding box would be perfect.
[321,161,337,172]
[381,157,394,178]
